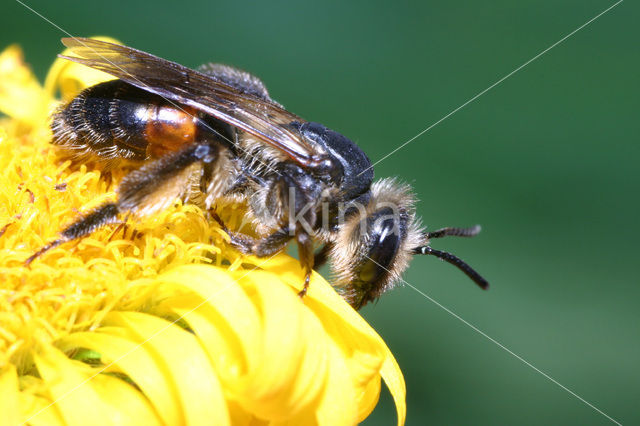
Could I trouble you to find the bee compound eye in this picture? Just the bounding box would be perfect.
[356,208,402,285]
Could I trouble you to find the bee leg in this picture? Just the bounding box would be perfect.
[199,160,215,194]
[27,142,222,265]
[210,211,293,256]
[117,143,219,213]
[270,172,318,297]
[231,228,292,257]
[25,202,120,265]
[229,226,312,298]
[209,212,253,252]
[102,170,113,190]
[252,228,292,256]
[107,213,131,242]
[313,243,334,269]
[296,230,314,298]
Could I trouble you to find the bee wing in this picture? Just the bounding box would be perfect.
[59,37,322,167]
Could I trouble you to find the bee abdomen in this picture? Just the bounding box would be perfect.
[51,80,205,163]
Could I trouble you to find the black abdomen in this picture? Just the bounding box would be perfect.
[51,80,232,163]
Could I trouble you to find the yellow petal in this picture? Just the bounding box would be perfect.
[88,372,161,426]
[18,391,66,426]
[33,343,158,426]
[313,341,359,426]
[44,36,120,102]
[234,267,359,426]
[61,311,231,426]
[152,265,262,388]
[234,269,325,420]
[103,311,230,426]
[0,365,21,426]
[60,331,182,424]
[154,264,365,425]
[0,45,50,125]
[355,374,381,423]
[381,350,407,426]
[259,255,406,425]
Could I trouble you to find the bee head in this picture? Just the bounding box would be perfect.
[330,178,488,310]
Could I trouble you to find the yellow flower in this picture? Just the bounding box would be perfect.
[0,40,406,425]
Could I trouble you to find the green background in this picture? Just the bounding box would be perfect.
[2,0,638,424]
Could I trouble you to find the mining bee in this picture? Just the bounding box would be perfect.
[28,37,488,309]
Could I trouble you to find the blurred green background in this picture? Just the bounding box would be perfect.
[2,0,638,424]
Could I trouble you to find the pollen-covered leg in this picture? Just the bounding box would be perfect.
[25,203,119,265]
[26,142,224,265]
[117,143,221,216]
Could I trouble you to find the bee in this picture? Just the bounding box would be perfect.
[28,38,489,309]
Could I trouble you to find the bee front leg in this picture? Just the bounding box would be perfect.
[210,212,292,256]
[213,205,314,298]
[228,225,314,298]
[229,228,293,257]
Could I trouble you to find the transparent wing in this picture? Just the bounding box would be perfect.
[60,37,324,167]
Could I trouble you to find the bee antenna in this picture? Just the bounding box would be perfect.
[413,245,489,290]
[426,225,481,239]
